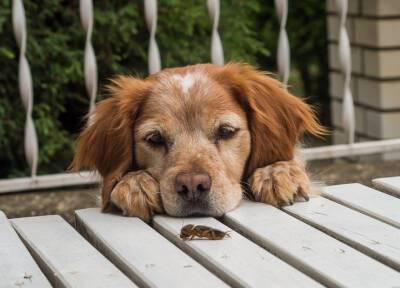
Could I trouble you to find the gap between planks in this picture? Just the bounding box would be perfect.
[11,215,136,288]
[283,196,400,272]
[372,176,400,198]
[322,183,400,229]
[153,215,322,288]
[75,208,227,288]
[0,211,51,288]
[222,200,400,288]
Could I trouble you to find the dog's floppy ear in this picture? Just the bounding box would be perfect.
[213,62,325,177]
[71,76,151,209]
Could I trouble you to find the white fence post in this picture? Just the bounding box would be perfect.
[275,0,290,86]
[335,0,355,144]
[80,0,98,114]
[12,0,39,178]
[207,0,224,66]
[145,0,161,74]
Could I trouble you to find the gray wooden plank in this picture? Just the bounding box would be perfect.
[284,196,400,271]
[0,171,99,194]
[323,183,400,228]
[224,201,400,288]
[153,215,323,288]
[75,208,227,288]
[0,211,51,288]
[373,176,400,197]
[303,138,400,160]
[11,215,136,288]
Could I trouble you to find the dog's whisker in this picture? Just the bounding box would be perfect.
[240,181,251,189]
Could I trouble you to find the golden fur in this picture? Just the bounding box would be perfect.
[71,63,324,221]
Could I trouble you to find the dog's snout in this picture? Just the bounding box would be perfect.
[175,173,211,200]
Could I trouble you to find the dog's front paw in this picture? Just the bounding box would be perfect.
[248,160,310,206]
[110,171,163,222]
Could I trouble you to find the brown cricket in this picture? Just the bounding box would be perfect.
[180,224,230,240]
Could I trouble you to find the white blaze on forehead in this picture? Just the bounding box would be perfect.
[171,73,195,94]
[166,72,207,94]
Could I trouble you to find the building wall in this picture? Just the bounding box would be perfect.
[327,0,400,145]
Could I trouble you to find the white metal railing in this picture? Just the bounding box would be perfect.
[145,0,161,74]
[2,0,400,193]
[336,0,355,145]
[207,0,224,66]
[275,0,290,86]
[80,0,98,114]
[12,0,39,178]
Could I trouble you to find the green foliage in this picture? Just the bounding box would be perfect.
[0,0,327,178]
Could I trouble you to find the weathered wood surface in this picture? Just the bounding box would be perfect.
[373,176,400,197]
[2,178,400,287]
[11,215,136,288]
[224,200,400,288]
[323,183,400,228]
[302,138,400,160]
[284,196,400,271]
[153,216,322,288]
[0,211,51,288]
[0,171,99,194]
[75,208,226,288]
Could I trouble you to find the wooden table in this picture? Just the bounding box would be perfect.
[1,177,400,288]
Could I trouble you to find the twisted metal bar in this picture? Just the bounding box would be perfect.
[144,0,161,74]
[336,0,355,144]
[80,0,97,113]
[207,0,224,66]
[12,0,38,177]
[275,0,290,85]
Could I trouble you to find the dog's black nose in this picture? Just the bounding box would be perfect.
[175,173,211,201]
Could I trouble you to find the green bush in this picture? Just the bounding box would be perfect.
[0,0,327,178]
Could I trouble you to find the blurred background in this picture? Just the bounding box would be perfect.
[0,0,399,220]
[0,0,329,178]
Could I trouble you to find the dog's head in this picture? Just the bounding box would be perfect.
[72,63,323,217]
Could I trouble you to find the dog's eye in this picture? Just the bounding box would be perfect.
[145,132,165,146]
[217,125,239,140]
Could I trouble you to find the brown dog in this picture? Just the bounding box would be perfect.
[72,63,324,222]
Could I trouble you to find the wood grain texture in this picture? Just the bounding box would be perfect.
[323,183,400,228]
[224,201,400,288]
[75,208,226,288]
[373,176,400,197]
[11,215,135,288]
[0,211,51,288]
[153,215,323,288]
[0,171,99,194]
[303,138,400,160]
[284,197,400,271]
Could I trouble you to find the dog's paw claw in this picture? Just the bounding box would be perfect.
[248,160,311,207]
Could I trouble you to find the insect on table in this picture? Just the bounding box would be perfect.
[180,224,231,240]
